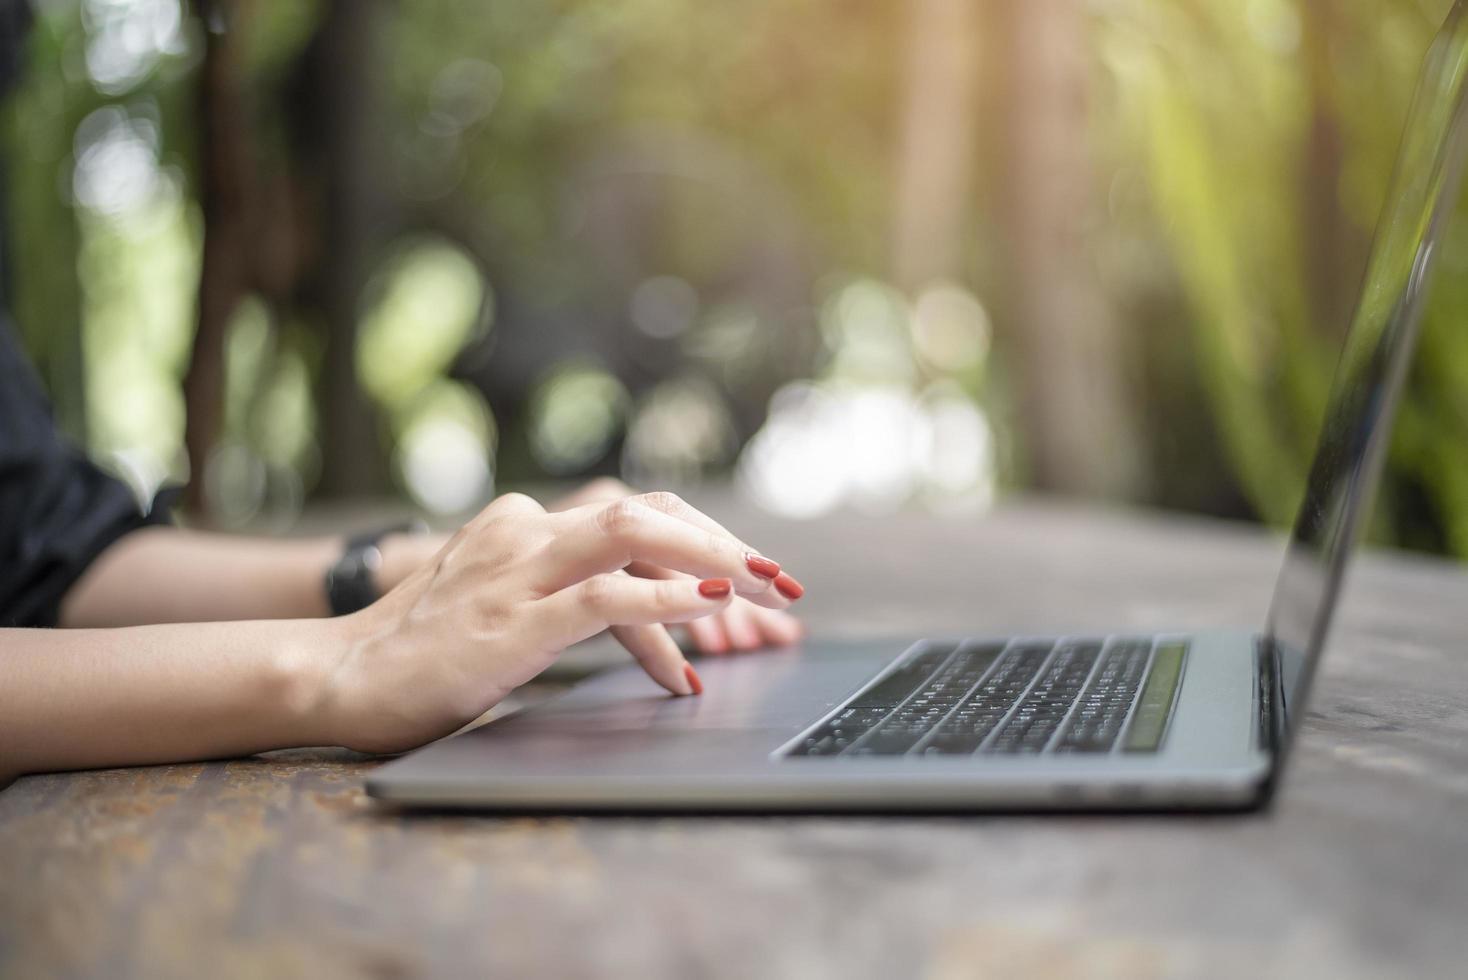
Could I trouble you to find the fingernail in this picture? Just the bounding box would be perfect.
[698,578,733,598]
[683,662,704,696]
[774,572,805,600]
[745,553,781,579]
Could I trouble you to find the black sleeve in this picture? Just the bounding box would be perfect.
[0,317,175,627]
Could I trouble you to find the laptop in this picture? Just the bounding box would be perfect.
[368,3,1468,812]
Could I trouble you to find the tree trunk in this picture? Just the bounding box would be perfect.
[998,0,1139,497]
[310,0,389,500]
[182,0,255,516]
[891,0,978,291]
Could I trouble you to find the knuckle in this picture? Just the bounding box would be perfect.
[470,602,511,637]
[579,574,615,610]
[596,498,644,537]
[586,477,632,500]
[493,491,543,514]
[474,517,531,554]
[704,529,731,562]
[639,490,684,515]
[655,578,686,609]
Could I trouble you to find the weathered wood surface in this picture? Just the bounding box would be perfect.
[3,497,1467,979]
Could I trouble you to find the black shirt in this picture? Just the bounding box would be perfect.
[0,317,174,627]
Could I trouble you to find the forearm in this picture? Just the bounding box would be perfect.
[0,487,802,783]
[58,527,341,627]
[0,618,342,782]
[58,526,449,628]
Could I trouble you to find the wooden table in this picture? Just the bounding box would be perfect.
[3,498,1467,979]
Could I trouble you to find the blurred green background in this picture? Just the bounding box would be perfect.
[3,0,1467,553]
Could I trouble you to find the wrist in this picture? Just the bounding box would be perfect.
[373,532,420,596]
[325,524,438,615]
[272,613,364,749]
[375,530,448,594]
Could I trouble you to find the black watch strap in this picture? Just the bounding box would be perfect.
[325,523,418,616]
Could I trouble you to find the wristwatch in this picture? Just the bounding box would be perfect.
[324,523,422,616]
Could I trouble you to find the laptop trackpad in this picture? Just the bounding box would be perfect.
[479,643,892,737]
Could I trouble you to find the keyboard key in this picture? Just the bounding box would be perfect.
[785,706,890,756]
[847,644,956,708]
[915,644,1051,755]
[1054,640,1152,753]
[783,636,1190,761]
[1123,642,1187,752]
[787,644,956,757]
[847,643,1006,756]
[983,641,1101,755]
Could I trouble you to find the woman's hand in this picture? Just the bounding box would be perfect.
[547,479,804,653]
[370,480,804,654]
[321,490,800,754]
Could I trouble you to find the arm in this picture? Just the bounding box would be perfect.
[57,481,802,649]
[0,491,801,783]
[57,526,445,627]
[0,616,339,784]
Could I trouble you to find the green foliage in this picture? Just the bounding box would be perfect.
[1099,0,1468,551]
[1100,1,1330,524]
[358,239,485,413]
[5,0,1468,549]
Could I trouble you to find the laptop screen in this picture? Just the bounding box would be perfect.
[1266,0,1468,743]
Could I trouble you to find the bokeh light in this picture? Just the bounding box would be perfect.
[7,0,1465,555]
[359,239,488,410]
[622,376,736,485]
[81,0,185,95]
[72,106,163,218]
[528,361,629,474]
[398,385,495,515]
[356,238,496,513]
[75,119,196,504]
[736,275,998,518]
[911,282,990,375]
[629,275,700,340]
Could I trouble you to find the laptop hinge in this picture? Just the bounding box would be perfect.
[1255,637,1288,755]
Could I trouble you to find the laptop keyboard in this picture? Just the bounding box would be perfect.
[783,637,1188,758]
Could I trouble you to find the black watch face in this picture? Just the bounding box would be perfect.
[330,545,384,615]
[347,546,384,580]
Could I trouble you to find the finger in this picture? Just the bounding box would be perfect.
[620,561,731,653]
[542,499,790,607]
[749,604,804,647]
[625,558,678,582]
[610,623,699,696]
[619,560,737,655]
[536,572,734,655]
[630,490,743,543]
[683,615,730,655]
[627,492,805,603]
[719,601,763,652]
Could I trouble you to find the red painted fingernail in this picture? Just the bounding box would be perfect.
[698,578,733,598]
[745,553,781,579]
[774,572,805,600]
[683,663,704,696]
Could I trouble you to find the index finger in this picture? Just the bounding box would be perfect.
[628,492,804,601]
[538,499,794,609]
